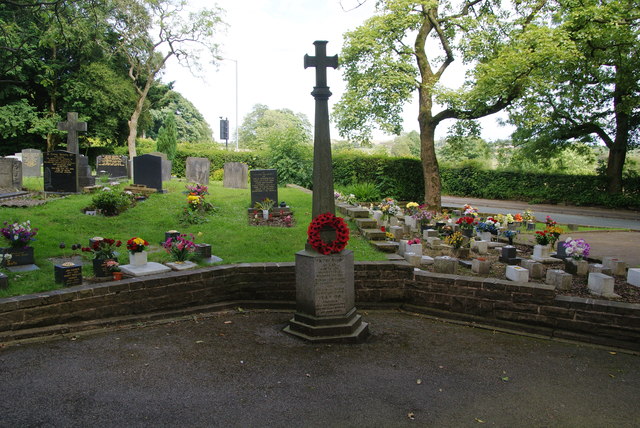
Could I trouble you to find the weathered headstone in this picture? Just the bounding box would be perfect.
[186,157,210,184]
[250,169,278,207]
[285,41,368,343]
[223,162,248,189]
[43,151,78,193]
[133,154,164,193]
[57,112,86,154]
[21,149,42,177]
[77,155,95,188]
[149,152,172,181]
[96,154,129,178]
[0,158,22,192]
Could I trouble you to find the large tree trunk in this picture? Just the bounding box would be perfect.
[606,137,627,194]
[419,122,441,210]
[126,81,152,160]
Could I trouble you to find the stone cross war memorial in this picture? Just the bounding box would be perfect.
[284,41,369,344]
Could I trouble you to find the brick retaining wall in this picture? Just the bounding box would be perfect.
[0,261,638,350]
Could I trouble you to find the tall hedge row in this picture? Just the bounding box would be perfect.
[172,147,639,209]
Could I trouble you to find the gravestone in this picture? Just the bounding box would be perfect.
[21,149,42,177]
[133,154,164,193]
[149,152,172,181]
[0,158,22,192]
[96,154,129,178]
[250,169,278,207]
[223,162,248,188]
[284,41,368,343]
[77,155,95,188]
[186,157,210,184]
[57,112,86,154]
[43,151,78,193]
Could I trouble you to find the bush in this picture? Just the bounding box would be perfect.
[212,168,224,181]
[340,181,381,202]
[91,188,133,216]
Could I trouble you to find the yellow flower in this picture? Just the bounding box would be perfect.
[133,237,146,245]
[187,195,201,205]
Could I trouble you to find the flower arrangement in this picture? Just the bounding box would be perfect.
[162,234,196,262]
[82,237,122,259]
[334,191,343,200]
[476,217,498,234]
[105,260,120,272]
[502,229,518,245]
[379,197,399,220]
[126,237,149,253]
[434,210,450,223]
[254,198,275,211]
[184,184,209,197]
[514,213,523,222]
[505,213,514,224]
[456,216,476,230]
[407,238,421,245]
[545,216,557,227]
[445,231,466,249]
[413,207,434,226]
[1,221,38,248]
[0,253,12,268]
[563,237,590,260]
[534,230,551,246]
[385,231,395,240]
[546,225,563,246]
[523,210,536,222]
[463,204,478,217]
[307,213,350,255]
[405,202,420,215]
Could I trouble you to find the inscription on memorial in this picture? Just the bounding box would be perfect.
[314,256,347,316]
[96,154,128,178]
[43,151,78,193]
[250,169,278,206]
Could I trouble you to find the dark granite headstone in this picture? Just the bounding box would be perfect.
[43,150,78,193]
[133,154,163,193]
[54,263,83,286]
[21,149,42,177]
[223,162,248,189]
[499,245,518,265]
[553,241,568,259]
[250,169,278,207]
[96,154,129,178]
[186,157,210,184]
[149,152,172,181]
[0,158,22,191]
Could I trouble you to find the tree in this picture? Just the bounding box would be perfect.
[110,0,224,159]
[156,112,177,161]
[334,0,569,209]
[438,121,491,166]
[506,0,640,194]
[239,104,312,150]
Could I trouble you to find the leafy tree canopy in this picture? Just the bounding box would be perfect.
[239,104,312,150]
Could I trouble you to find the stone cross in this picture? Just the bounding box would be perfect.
[304,40,338,218]
[57,112,87,154]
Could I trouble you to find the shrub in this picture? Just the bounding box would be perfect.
[212,168,224,181]
[91,188,133,216]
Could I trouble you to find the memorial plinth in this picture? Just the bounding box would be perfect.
[284,249,369,343]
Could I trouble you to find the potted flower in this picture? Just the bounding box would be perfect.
[254,198,275,219]
[127,237,149,266]
[501,229,518,246]
[380,197,400,224]
[0,220,38,266]
[562,237,590,275]
[463,204,479,217]
[533,230,552,259]
[162,234,196,262]
[105,260,122,280]
[445,231,469,258]
[546,225,563,247]
[413,207,434,231]
[404,202,420,229]
[405,238,422,256]
[82,237,122,277]
[476,217,498,241]
[456,216,476,237]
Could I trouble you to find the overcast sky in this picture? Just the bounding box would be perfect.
[162,0,513,145]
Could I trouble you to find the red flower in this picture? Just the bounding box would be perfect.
[307,212,350,255]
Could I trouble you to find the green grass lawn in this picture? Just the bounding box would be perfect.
[0,179,386,298]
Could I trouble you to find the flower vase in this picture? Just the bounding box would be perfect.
[508,236,514,246]
[480,231,492,242]
[262,209,269,219]
[112,271,123,281]
[130,251,148,266]
[461,228,473,238]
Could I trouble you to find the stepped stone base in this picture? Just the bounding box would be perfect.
[284,307,369,343]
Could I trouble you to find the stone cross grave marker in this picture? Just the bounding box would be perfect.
[223,162,248,189]
[284,41,369,344]
[57,112,87,154]
[21,149,42,177]
[186,157,210,184]
[250,169,278,207]
[0,158,22,192]
[43,150,78,193]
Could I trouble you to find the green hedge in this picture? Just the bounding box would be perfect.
[166,147,638,209]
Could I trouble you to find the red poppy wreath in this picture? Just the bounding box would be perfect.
[307,212,350,255]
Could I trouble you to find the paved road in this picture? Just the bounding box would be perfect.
[1,311,638,427]
[442,196,640,230]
